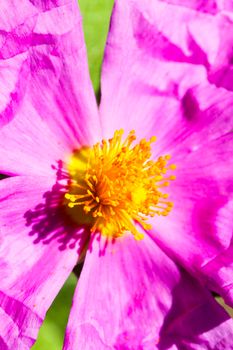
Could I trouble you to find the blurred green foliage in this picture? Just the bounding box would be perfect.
[32,1,113,349]
[32,274,76,350]
[79,0,114,95]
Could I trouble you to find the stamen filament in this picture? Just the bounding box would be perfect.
[65,130,176,239]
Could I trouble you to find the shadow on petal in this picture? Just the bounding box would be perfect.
[23,160,90,255]
[158,269,231,349]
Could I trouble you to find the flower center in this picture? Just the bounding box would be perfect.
[65,130,176,240]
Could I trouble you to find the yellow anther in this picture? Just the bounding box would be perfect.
[135,233,144,241]
[65,130,176,240]
[170,164,177,170]
[150,136,157,143]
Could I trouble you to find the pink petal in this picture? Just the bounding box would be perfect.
[149,134,233,307]
[0,176,83,349]
[207,14,233,92]
[99,0,233,307]
[153,83,233,162]
[160,0,233,13]
[0,0,100,176]
[99,0,233,154]
[62,234,233,349]
[0,103,69,176]
[157,0,219,14]
[158,270,233,350]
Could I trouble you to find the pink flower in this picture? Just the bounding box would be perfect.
[0,0,233,349]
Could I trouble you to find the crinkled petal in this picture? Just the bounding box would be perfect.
[0,0,100,176]
[157,0,228,14]
[157,270,233,350]
[100,0,233,156]
[150,133,233,307]
[0,103,69,176]
[62,234,233,350]
[154,83,233,161]
[0,176,84,349]
[100,0,233,307]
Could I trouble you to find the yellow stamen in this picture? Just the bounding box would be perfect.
[65,130,175,239]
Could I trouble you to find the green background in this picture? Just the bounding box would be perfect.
[32,1,114,349]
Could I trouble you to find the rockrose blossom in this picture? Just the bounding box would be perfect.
[0,0,233,349]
